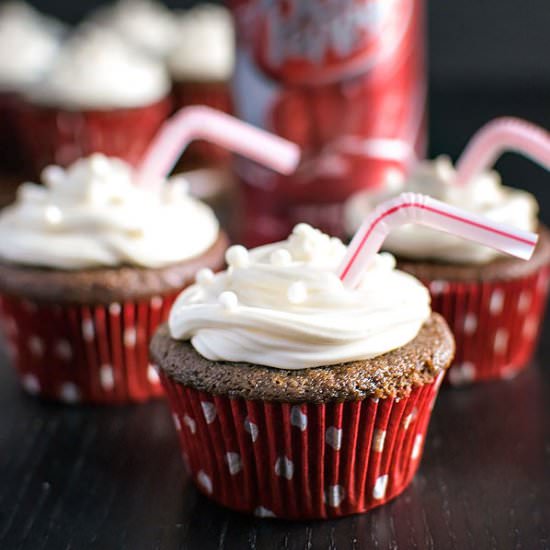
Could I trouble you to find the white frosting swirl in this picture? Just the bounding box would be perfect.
[0,154,219,270]
[28,26,170,109]
[0,2,63,91]
[346,156,539,264]
[90,0,178,58]
[169,224,431,369]
[168,4,235,81]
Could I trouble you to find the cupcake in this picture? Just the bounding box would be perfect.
[15,26,171,175]
[167,4,235,165]
[346,156,550,385]
[0,2,63,172]
[88,0,178,59]
[151,224,454,519]
[0,154,227,404]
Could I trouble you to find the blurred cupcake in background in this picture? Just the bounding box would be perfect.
[0,153,228,404]
[0,1,63,172]
[88,0,178,59]
[15,26,171,175]
[168,4,235,165]
[345,156,550,386]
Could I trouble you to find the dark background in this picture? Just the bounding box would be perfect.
[20,0,550,89]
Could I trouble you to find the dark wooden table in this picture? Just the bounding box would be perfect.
[1,89,550,549]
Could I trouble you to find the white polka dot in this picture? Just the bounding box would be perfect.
[523,316,538,339]
[411,434,423,460]
[325,426,343,451]
[81,319,95,342]
[59,382,81,404]
[172,413,181,431]
[109,303,121,315]
[197,471,213,494]
[290,406,307,431]
[22,373,40,395]
[28,336,44,357]
[54,340,72,361]
[325,485,346,507]
[463,313,477,335]
[100,364,115,390]
[244,418,259,442]
[225,452,242,475]
[124,328,137,348]
[500,367,520,380]
[371,398,379,404]
[147,364,160,384]
[373,474,389,500]
[448,362,476,386]
[150,296,163,310]
[489,289,504,315]
[372,429,386,453]
[274,456,294,480]
[403,408,418,430]
[254,506,276,518]
[430,280,449,295]
[183,414,196,434]
[200,401,217,424]
[518,291,532,313]
[494,328,509,354]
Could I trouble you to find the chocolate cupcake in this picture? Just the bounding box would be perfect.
[151,224,453,519]
[0,154,227,404]
[346,156,550,385]
[15,26,171,175]
[0,2,63,172]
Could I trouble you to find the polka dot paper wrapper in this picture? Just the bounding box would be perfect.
[422,266,550,386]
[159,371,444,520]
[172,81,233,165]
[14,97,171,175]
[0,292,178,404]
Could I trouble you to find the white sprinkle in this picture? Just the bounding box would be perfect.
[225,245,250,268]
[293,223,314,236]
[270,249,292,266]
[287,282,308,304]
[218,291,239,312]
[196,268,215,286]
[41,165,65,188]
[45,205,62,225]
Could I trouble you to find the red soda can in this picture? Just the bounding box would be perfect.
[229,0,426,245]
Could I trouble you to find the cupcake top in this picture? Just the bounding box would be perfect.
[169,224,431,369]
[168,4,235,82]
[27,26,170,109]
[0,2,63,92]
[0,154,219,270]
[346,156,539,264]
[90,0,178,58]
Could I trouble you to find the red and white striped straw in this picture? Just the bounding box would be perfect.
[338,193,538,288]
[138,106,301,183]
[455,117,550,185]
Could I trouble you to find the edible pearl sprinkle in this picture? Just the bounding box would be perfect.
[219,291,239,311]
[196,268,215,286]
[270,249,292,267]
[287,282,308,304]
[225,245,249,268]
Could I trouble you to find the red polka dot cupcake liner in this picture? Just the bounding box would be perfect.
[172,81,233,165]
[424,266,550,386]
[0,292,178,404]
[14,97,172,175]
[159,371,445,519]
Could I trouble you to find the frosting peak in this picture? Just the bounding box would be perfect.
[169,225,431,369]
[0,154,219,270]
[0,2,63,90]
[168,4,235,81]
[346,156,539,264]
[28,26,170,109]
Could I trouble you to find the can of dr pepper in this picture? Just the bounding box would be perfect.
[229,0,427,245]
